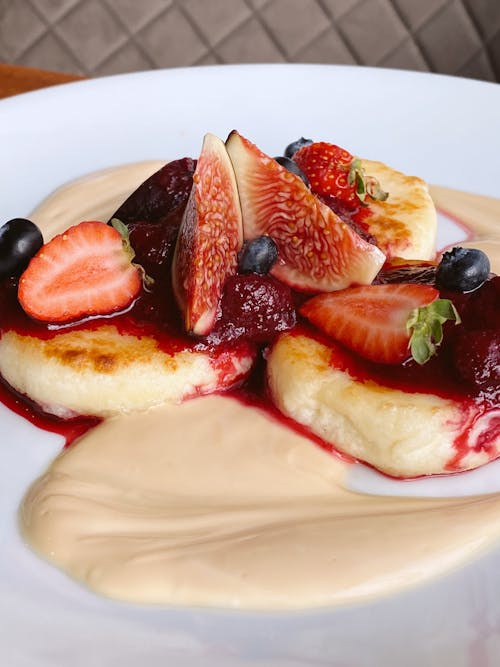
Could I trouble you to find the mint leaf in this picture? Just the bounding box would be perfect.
[407,299,460,365]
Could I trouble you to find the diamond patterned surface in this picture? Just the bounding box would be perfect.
[261,0,330,58]
[0,0,499,81]
[183,0,251,48]
[337,0,408,63]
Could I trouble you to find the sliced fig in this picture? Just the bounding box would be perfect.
[172,133,243,335]
[225,131,386,292]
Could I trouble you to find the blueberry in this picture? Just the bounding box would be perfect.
[238,236,278,275]
[284,137,313,158]
[274,156,309,187]
[0,218,43,279]
[436,247,490,292]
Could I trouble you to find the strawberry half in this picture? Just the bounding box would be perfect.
[293,141,388,209]
[301,284,459,365]
[18,220,142,323]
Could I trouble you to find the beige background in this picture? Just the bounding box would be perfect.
[0,0,499,81]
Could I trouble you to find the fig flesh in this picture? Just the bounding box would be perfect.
[225,131,386,292]
[172,133,243,335]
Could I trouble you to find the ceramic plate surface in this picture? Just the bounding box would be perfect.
[1,65,500,666]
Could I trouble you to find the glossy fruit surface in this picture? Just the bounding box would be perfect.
[459,275,500,331]
[294,141,388,209]
[238,236,278,275]
[436,246,490,292]
[172,133,243,335]
[301,283,441,364]
[127,220,179,281]
[110,158,196,224]
[208,273,296,344]
[225,131,385,292]
[453,329,500,393]
[284,137,313,158]
[274,156,309,186]
[18,221,142,323]
[0,218,43,279]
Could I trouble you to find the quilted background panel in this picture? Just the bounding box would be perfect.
[0,0,499,81]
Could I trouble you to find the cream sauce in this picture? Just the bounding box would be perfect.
[19,163,500,609]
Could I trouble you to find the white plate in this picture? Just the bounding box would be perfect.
[1,64,500,666]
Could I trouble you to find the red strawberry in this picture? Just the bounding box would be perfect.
[293,141,388,209]
[225,131,385,293]
[18,220,142,323]
[300,283,460,365]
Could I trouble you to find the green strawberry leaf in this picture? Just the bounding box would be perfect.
[406,298,461,365]
[110,217,135,260]
[347,158,389,205]
[110,217,154,289]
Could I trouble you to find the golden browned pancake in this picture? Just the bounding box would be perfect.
[361,159,437,260]
[267,332,499,478]
[0,157,436,422]
[0,160,257,418]
[0,327,254,418]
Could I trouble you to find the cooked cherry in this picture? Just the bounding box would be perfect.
[453,329,500,394]
[0,218,43,279]
[436,247,490,292]
[238,236,278,275]
[460,275,500,331]
[208,273,296,344]
[127,220,180,281]
[274,156,309,186]
[109,158,196,225]
[284,137,313,158]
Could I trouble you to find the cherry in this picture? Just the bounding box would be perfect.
[208,274,296,344]
[460,275,500,331]
[110,158,195,225]
[128,220,179,280]
[453,329,500,396]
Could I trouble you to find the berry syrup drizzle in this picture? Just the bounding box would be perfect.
[0,373,99,445]
[0,158,498,475]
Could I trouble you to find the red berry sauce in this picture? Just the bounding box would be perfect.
[0,373,99,445]
[0,160,498,477]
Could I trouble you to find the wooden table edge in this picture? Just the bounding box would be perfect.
[0,64,84,99]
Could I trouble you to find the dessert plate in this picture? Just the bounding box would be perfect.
[1,64,500,666]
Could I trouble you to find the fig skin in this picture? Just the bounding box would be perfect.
[172,133,243,336]
[225,130,385,293]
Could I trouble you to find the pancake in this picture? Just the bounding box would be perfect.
[0,153,440,423]
[267,332,499,478]
[0,327,254,418]
[0,159,257,418]
[361,159,437,260]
